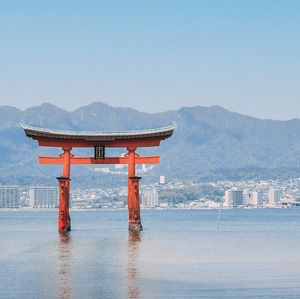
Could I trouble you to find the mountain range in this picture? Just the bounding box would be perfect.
[1,102,300,187]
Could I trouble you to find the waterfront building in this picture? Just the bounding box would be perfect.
[224,190,243,207]
[268,188,281,205]
[252,191,264,206]
[29,187,58,208]
[142,187,159,207]
[244,190,264,206]
[244,191,254,206]
[224,190,231,207]
[160,176,166,184]
[0,186,20,208]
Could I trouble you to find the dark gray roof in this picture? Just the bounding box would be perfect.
[21,123,176,141]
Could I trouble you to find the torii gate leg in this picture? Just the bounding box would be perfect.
[57,147,72,232]
[127,147,143,232]
[57,177,71,232]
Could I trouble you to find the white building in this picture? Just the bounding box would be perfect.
[244,190,264,206]
[224,190,231,207]
[141,187,159,207]
[252,191,264,206]
[0,186,20,208]
[268,188,281,205]
[224,190,243,207]
[244,191,253,206]
[29,187,58,208]
[159,176,166,184]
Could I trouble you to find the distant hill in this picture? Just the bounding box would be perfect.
[1,102,300,186]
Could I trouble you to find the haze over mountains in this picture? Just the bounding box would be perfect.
[1,102,300,187]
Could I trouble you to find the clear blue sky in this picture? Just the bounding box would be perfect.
[0,0,299,119]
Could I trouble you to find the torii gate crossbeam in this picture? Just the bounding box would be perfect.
[39,156,160,165]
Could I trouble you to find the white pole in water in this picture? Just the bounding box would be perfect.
[217,202,222,229]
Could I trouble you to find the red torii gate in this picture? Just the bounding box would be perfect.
[22,124,175,232]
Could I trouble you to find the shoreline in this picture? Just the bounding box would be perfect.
[0,206,294,212]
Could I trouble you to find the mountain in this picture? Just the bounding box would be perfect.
[1,101,300,186]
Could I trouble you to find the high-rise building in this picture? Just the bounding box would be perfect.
[244,191,253,206]
[252,191,264,206]
[141,187,159,207]
[159,176,166,184]
[244,190,264,206]
[224,190,231,207]
[29,187,58,208]
[0,186,20,208]
[224,190,243,207]
[268,188,281,205]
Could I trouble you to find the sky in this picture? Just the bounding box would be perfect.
[0,0,299,120]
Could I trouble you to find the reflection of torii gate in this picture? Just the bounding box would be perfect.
[22,124,175,232]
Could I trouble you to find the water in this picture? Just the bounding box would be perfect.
[1,209,300,298]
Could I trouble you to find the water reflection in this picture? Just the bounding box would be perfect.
[127,232,141,299]
[58,232,72,299]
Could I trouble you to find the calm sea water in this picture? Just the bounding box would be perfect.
[1,209,300,299]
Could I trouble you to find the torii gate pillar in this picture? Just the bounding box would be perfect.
[129,176,142,232]
[57,176,71,232]
[57,147,72,232]
[127,147,142,232]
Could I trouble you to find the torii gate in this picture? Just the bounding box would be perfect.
[22,124,175,232]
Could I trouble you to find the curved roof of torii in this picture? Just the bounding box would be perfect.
[21,123,176,144]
